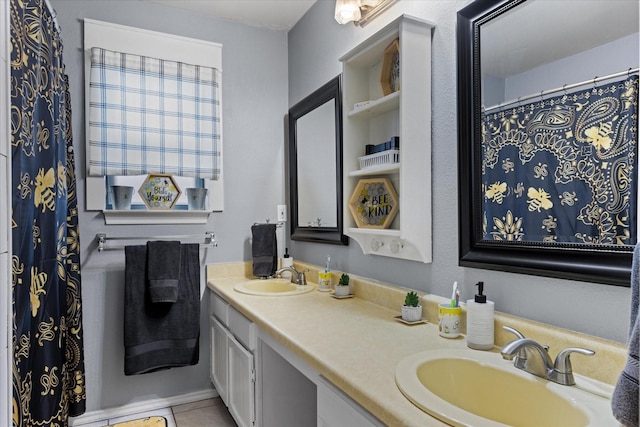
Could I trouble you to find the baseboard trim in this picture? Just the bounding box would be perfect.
[70,388,219,426]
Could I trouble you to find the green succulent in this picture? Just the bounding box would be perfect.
[337,273,350,286]
[404,291,420,307]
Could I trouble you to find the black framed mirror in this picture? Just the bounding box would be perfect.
[288,75,348,245]
[457,0,639,286]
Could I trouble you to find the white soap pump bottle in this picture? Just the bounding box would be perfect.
[466,281,495,350]
[280,248,293,279]
[282,248,292,268]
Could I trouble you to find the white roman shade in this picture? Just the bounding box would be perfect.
[88,47,221,179]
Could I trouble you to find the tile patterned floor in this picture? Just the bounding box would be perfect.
[76,398,237,427]
[172,399,236,427]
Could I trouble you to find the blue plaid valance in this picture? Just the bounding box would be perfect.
[88,47,221,179]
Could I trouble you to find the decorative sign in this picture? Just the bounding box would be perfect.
[349,178,398,229]
[138,173,182,210]
[380,39,400,96]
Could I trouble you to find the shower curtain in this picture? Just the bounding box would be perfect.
[10,0,86,424]
[482,75,639,245]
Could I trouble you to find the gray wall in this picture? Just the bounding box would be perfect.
[288,0,633,344]
[504,33,639,103]
[53,0,288,412]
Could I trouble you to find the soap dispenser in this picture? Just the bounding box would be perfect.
[466,281,495,350]
[280,248,293,279]
[318,255,332,292]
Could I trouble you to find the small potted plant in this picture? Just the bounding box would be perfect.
[334,273,351,297]
[402,291,422,322]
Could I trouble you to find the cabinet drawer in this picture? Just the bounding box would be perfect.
[210,291,229,326]
[228,306,256,351]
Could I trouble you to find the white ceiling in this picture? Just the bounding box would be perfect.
[146,0,317,31]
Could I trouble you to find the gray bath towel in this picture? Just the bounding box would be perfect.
[251,223,277,278]
[124,243,200,375]
[147,240,181,303]
[612,242,639,426]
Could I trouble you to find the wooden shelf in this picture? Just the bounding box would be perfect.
[349,163,400,177]
[348,91,400,119]
[103,209,211,225]
[348,227,400,236]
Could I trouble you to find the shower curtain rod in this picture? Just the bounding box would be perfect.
[484,67,640,113]
[44,0,61,33]
[95,231,217,252]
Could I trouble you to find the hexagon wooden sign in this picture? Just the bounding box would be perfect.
[138,173,182,210]
[349,178,398,229]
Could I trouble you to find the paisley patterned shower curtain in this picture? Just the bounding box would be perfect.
[10,0,86,424]
[482,75,639,246]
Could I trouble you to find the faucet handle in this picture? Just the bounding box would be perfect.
[552,347,595,386]
[298,269,309,286]
[554,347,595,374]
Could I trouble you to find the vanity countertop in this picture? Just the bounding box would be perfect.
[206,261,626,427]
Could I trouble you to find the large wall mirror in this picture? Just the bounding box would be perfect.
[288,75,348,245]
[457,0,639,286]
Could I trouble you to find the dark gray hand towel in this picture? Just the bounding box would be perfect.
[124,243,200,375]
[147,240,181,303]
[612,242,639,426]
[251,223,277,278]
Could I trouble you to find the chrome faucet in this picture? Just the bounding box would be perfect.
[500,327,595,386]
[274,266,308,285]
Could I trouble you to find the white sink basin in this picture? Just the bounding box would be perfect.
[395,349,616,427]
[233,278,315,296]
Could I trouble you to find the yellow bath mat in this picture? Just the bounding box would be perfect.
[109,416,167,427]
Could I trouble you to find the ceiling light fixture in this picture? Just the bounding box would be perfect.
[334,0,397,27]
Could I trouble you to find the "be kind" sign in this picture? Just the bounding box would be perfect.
[349,178,398,229]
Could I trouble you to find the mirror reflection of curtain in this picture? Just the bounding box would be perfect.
[10,0,86,423]
[482,76,639,245]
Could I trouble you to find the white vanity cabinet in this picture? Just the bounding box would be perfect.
[209,289,385,427]
[210,292,256,427]
[341,15,434,263]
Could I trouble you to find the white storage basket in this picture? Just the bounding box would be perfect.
[358,149,400,170]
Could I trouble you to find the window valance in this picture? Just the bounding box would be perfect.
[88,47,221,179]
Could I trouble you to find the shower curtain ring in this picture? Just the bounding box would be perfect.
[562,84,567,95]
[629,68,633,77]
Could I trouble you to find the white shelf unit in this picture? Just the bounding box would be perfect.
[340,15,434,263]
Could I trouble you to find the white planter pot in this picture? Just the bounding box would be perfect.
[401,305,422,322]
[334,285,350,297]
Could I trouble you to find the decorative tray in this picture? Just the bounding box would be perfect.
[394,315,427,325]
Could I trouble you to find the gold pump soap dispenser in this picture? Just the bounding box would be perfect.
[318,255,332,292]
[466,281,495,350]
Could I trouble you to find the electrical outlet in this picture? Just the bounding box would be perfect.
[277,204,287,222]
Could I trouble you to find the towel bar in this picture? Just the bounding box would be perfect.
[96,231,217,252]
[253,219,284,228]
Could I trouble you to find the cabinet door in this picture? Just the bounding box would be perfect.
[210,315,230,405]
[317,377,384,427]
[228,334,255,427]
